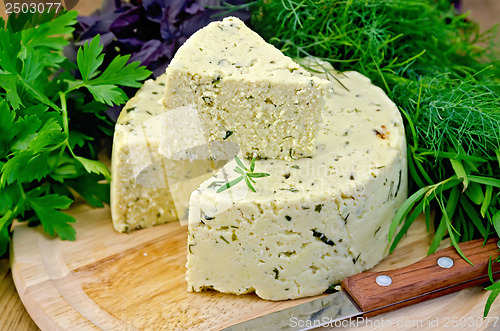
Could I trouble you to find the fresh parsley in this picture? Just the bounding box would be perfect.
[0,11,151,255]
[217,156,270,193]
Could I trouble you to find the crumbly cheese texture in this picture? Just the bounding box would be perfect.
[186,68,408,300]
[163,17,330,160]
[111,75,225,232]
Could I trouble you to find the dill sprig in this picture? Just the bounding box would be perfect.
[217,156,270,193]
[250,0,500,315]
[484,256,500,317]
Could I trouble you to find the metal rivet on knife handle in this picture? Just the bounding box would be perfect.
[437,256,454,269]
[375,275,392,286]
[497,240,500,249]
[341,238,500,318]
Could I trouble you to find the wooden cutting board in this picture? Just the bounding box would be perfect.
[10,201,500,330]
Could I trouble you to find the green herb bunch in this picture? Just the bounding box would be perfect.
[217,156,270,193]
[0,11,151,256]
[250,0,499,314]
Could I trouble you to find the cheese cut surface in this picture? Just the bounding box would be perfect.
[186,67,408,300]
[110,75,226,232]
[163,17,330,160]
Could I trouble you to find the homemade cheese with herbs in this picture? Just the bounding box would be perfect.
[186,69,408,300]
[163,17,331,160]
[111,17,407,301]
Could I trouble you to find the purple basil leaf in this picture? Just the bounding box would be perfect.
[177,11,213,37]
[110,6,163,42]
[77,15,99,30]
[185,2,204,15]
[165,0,190,24]
[142,0,166,23]
[152,61,170,78]
[76,6,131,42]
[109,6,144,37]
[160,0,204,39]
[106,105,122,122]
[159,7,174,41]
[129,39,175,67]
[116,37,146,48]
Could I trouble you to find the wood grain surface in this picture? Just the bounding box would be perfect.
[9,201,500,331]
[0,260,39,330]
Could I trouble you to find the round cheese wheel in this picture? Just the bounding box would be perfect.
[187,64,407,300]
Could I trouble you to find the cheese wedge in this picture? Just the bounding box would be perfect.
[110,76,226,232]
[163,17,330,160]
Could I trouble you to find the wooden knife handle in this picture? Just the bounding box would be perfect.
[341,238,500,317]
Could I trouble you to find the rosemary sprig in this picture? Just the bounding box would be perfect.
[217,156,270,193]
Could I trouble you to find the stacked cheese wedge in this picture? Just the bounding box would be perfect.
[111,17,407,300]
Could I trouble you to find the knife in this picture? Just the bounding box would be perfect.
[224,238,500,331]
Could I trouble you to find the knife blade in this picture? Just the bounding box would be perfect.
[224,238,500,331]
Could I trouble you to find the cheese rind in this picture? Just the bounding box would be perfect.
[186,68,408,300]
[111,77,174,232]
[164,17,330,160]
